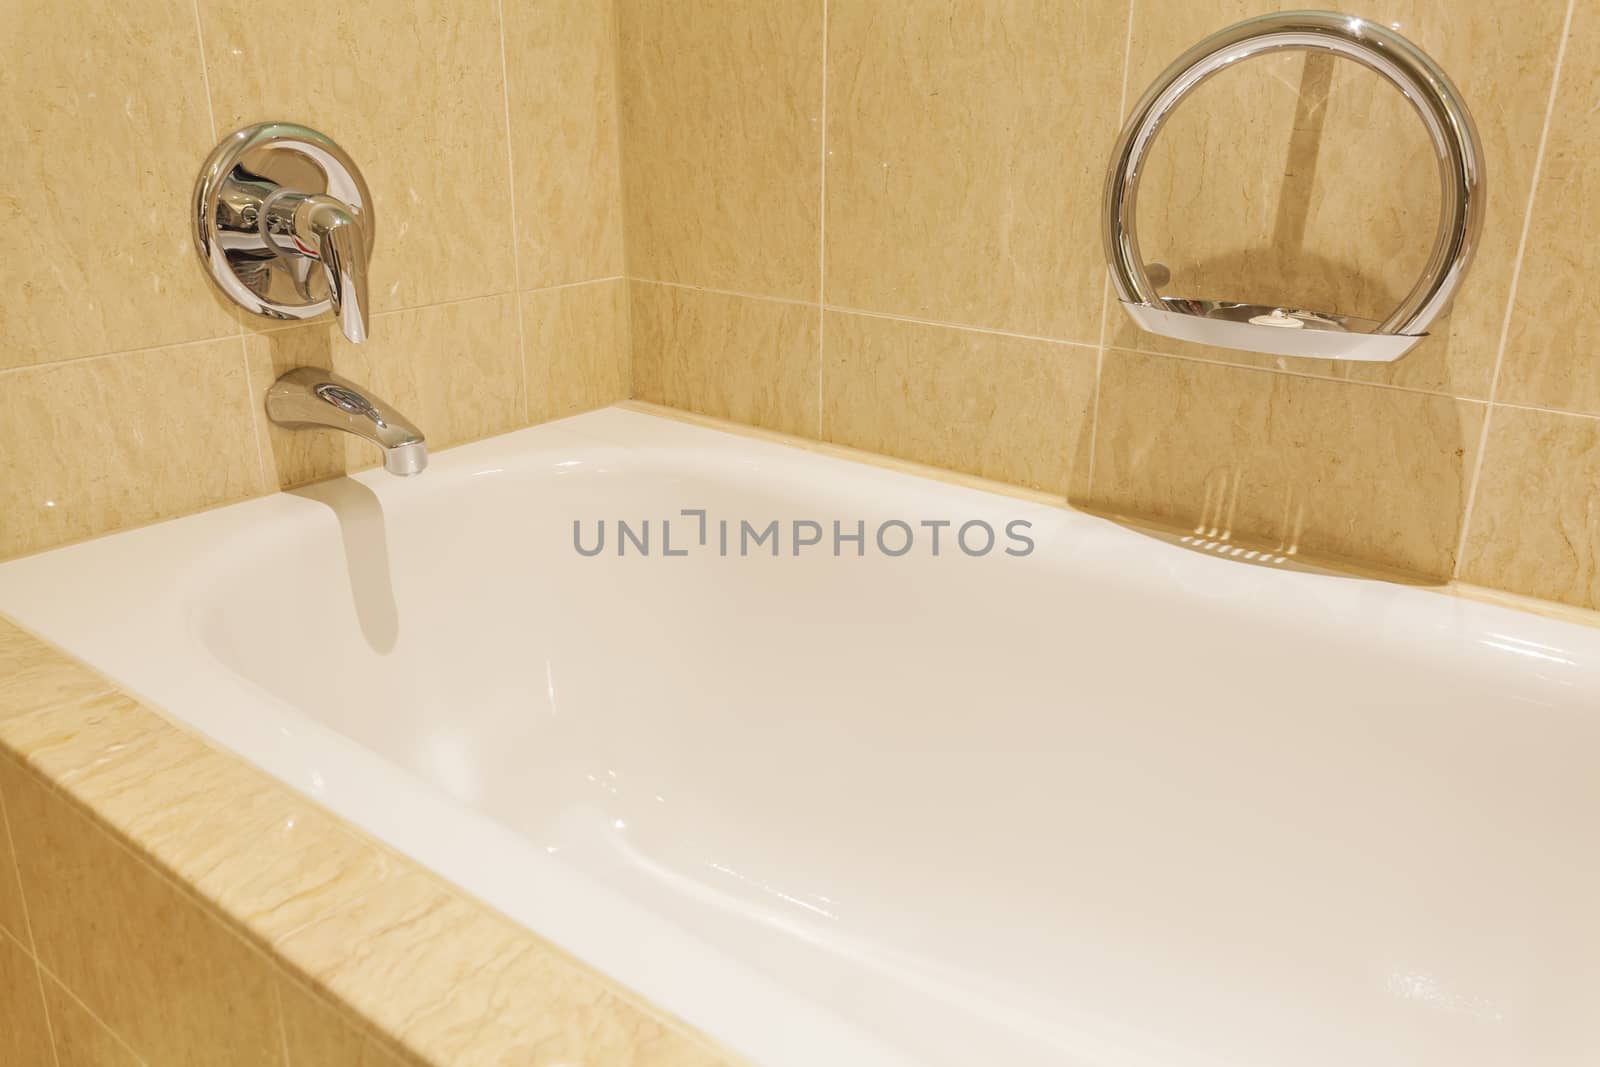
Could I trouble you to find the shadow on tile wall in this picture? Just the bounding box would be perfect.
[619,0,1600,608]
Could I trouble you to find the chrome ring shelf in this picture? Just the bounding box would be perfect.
[1102,11,1485,363]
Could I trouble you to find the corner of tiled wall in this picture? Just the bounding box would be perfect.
[613,0,1600,609]
[2,0,631,561]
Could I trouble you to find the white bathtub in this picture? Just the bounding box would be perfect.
[1,405,1597,1067]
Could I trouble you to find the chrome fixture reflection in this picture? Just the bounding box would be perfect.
[266,368,428,476]
[1102,11,1485,363]
[193,123,375,343]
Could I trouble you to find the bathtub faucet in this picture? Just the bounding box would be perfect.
[262,191,371,343]
[265,368,429,476]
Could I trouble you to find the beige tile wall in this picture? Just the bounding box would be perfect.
[617,0,1600,610]
[0,0,629,562]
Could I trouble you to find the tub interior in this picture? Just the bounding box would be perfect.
[170,414,1600,1067]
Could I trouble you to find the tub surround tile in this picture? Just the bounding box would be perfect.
[825,0,1129,343]
[0,691,396,947]
[0,340,266,562]
[822,311,1097,498]
[42,975,145,1067]
[198,0,515,314]
[1091,350,1485,577]
[631,283,820,438]
[278,976,421,1067]
[1460,407,1600,611]
[0,787,29,946]
[0,932,54,1066]
[1498,6,1600,416]
[246,295,525,489]
[1111,0,1567,399]
[0,753,285,1067]
[504,0,626,289]
[278,866,730,1067]
[0,620,117,726]
[0,0,239,370]
[0,621,738,1067]
[617,0,823,300]
[523,280,632,425]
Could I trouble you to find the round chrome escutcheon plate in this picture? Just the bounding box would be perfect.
[192,122,375,322]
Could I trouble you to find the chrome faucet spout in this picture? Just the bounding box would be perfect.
[265,368,428,476]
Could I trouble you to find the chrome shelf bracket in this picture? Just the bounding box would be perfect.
[1101,11,1485,363]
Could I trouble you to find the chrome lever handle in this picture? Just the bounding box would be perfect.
[307,198,369,343]
[261,192,371,344]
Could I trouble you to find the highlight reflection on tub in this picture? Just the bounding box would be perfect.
[1,406,1597,1067]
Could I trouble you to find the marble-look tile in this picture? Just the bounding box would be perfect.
[824,0,1129,342]
[279,976,419,1067]
[246,295,524,488]
[1092,350,1485,576]
[631,283,820,437]
[0,340,266,561]
[0,754,284,1066]
[1497,6,1600,415]
[1112,0,1567,398]
[822,312,1097,497]
[0,692,394,946]
[1460,406,1600,610]
[0,932,53,1066]
[0,619,116,726]
[523,280,631,425]
[0,780,29,945]
[618,0,823,300]
[504,0,626,288]
[0,0,239,370]
[42,975,144,1067]
[279,867,728,1067]
[199,0,515,313]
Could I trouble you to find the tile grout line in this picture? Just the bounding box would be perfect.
[1450,0,1576,579]
[1087,279,1110,502]
[1489,397,1600,422]
[608,0,637,405]
[0,745,353,1064]
[187,0,265,494]
[609,1,633,285]
[824,305,1099,349]
[626,278,1600,420]
[0,782,62,1067]
[494,0,531,425]
[1117,345,1483,402]
[238,335,271,493]
[271,973,294,1067]
[188,0,221,145]
[0,282,624,384]
[633,277,820,309]
[0,713,429,1067]
[36,961,152,1067]
[816,0,830,441]
[1087,0,1140,502]
[522,275,626,294]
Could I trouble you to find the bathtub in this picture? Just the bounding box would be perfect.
[1,404,1596,1067]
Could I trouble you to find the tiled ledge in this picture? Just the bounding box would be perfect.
[0,616,741,1067]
